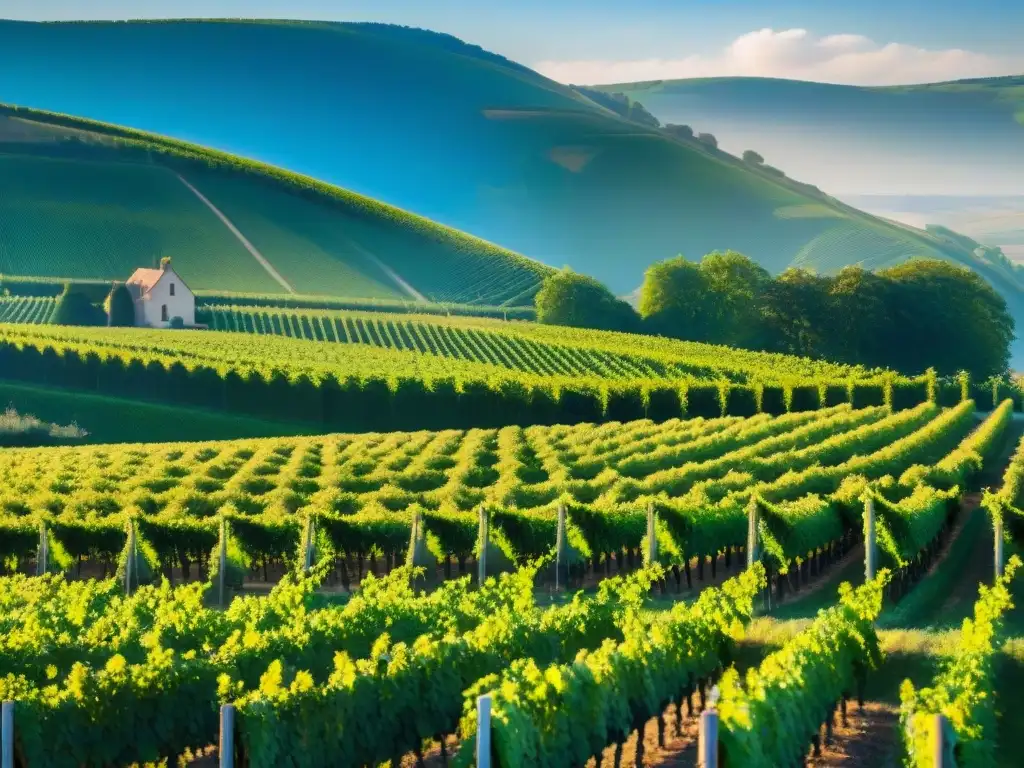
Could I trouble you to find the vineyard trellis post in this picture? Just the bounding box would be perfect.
[124,518,137,596]
[218,516,228,608]
[747,496,767,611]
[555,502,568,591]
[219,703,235,768]
[1,700,12,768]
[476,694,492,768]
[302,514,316,574]
[932,713,949,768]
[864,495,877,582]
[646,501,658,565]
[697,708,718,768]
[994,511,1004,581]
[36,521,48,576]
[746,497,761,568]
[477,506,488,587]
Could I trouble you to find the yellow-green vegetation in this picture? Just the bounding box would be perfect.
[0,399,978,576]
[195,304,870,381]
[900,556,1020,767]
[0,321,941,431]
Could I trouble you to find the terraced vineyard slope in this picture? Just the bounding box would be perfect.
[0,393,1013,765]
[0,103,550,304]
[0,321,945,431]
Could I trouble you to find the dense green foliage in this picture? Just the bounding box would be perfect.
[718,574,888,766]
[534,269,638,332]
[0,392,1008,764]
[0,561,653,766]
[48,286,105,327]
[0,398,982,578]
[900,556,1021,767]
[105,283,135,327]
[0,322,931,431]
[641,253,1014,378]
[452,566,764,767]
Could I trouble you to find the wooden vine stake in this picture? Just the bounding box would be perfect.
[646,501,659,566]
[747,496,768,610]
[218,516,228,609]
[476,694,493,768]
[932,713,949,768]
[1,700,13,768]
[36,521,49,576]
[219,703,235,768]
[746,496,761,568]
[302,514,316,574]
[864,495,877,582]
[124,519,137,596]
[555,502,568,591]
[994,511,1004,581]
[697,708,718,768]
[477,506,488,587]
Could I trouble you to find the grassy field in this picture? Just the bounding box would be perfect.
[0,102,551,304]
[0,19,995,302]
[0,381,322,443]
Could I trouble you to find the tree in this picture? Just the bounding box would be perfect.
[742,150,765,165]
[50,285,105,326]
[626,99,660,128]
[824,266,893,367]
[639,256,713,340]
[696,132,718,149]
[663,124,694,140]
[160,256,173,270]
[760,268,831,356]
[535,269,638,332]
[105,282,135,327]
[879,259,1013,378]
[698,250,771,347]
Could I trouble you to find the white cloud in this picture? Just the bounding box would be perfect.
[535,28,1024,86]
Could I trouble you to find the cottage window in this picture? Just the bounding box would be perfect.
[169,283,176,296]
[161,304,169,322]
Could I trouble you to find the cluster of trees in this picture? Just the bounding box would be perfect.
[47,282,135,327]
[535,253,1014,379]
[573,87,661,128]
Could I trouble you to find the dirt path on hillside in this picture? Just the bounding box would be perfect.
[176,172,296,294]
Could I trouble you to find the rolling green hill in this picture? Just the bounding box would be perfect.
[595,75,1024,264]
[0,19,1002,297]
[0,104,551,305]
[597,76,1024,199]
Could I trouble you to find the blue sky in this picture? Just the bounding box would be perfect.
[3,0,1023,84]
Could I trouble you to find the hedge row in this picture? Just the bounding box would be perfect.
[0,341,940,432]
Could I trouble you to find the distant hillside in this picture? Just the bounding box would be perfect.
[0,103,550,304]
[0,19,981,296]
[596,76,1024,198]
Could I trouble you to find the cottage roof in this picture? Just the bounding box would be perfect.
[126,268,165,294]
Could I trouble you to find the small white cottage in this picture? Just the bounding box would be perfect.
[125,260,195,328]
